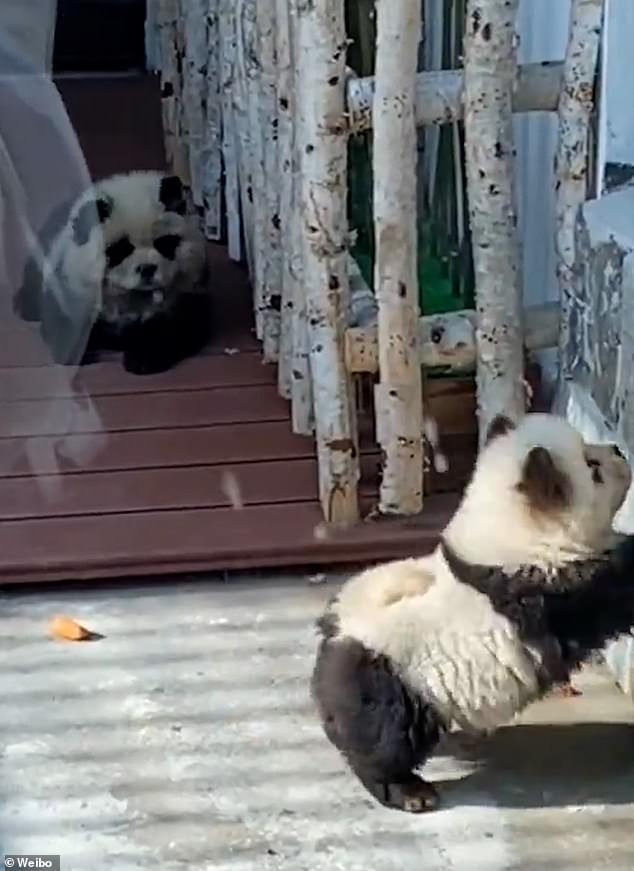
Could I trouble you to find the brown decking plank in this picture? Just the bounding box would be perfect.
[0,454,381,520]
[0,386,289,439]
[0,494,458,584]
[203,331,260,354]
[0,421,315,477]
[0,354,273,401]
[0,458,319,519]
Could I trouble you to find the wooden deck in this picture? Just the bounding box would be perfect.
[0,75,475,585]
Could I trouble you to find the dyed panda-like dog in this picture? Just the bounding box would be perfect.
[13,170,210,375]
[311,413,634,812]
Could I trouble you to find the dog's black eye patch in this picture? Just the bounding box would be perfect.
[106,236,135,267]
[154,234,181,260]
[72,196,113,245]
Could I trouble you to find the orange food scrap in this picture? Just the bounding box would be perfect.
[49,615,98,642]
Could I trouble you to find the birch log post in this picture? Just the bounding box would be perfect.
[145,0,162,72]
[555,0,604,382]
[346,60,564,133]
[242,0,266,338]
[157,0,180,171]
[218,0,241,255]
[373,0,424,516]
[171,1,191,186]
[182,0,209,213]
[288,0,314,435]
[296,0,359,525]
[232,0,256,276]
[276,0,295,398]
[257,0,282,362]
[464,0,525,443]
[201,0,223,242]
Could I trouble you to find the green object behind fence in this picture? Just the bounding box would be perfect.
[348,137,469,319]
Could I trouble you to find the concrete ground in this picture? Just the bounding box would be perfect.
[1,574,633,871]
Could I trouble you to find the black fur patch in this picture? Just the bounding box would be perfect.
[311,634,443,800]
[441,537,634,678]
[121,291,212,375]
[316,607,340,640]
[159,175,187,215]
[153,234,182,261]
[72,197,112,246]
[312,639,442,791]
[106,236,136,268]
[485,414,516,445]
[517,446,572,514]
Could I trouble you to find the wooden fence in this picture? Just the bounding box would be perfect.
[148,0,604,526]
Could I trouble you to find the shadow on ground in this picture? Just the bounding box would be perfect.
[437,722,634,810]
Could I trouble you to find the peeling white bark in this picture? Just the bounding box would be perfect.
[182,0,209,211]
[296,0,359,525]
[241,0,266,338]
[257,0,282,362]
[373,0,424,516]
[171,1,191,185]
[218,0,240,253]
[555,0,604,381]
[347,60,564,133]
[288,0,313,435]
[201,0,222,241]
[157,0,180,172]
[276,0,294,399]
[464,0,525,443]
[232,0,255,276]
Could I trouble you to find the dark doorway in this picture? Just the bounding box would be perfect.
[53,0,147,73]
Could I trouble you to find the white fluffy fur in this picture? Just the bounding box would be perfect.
[330,414,632,734]
[445,413,630,568]
[44,170,207,323]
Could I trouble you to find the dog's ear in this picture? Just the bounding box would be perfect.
[159,175,187,215]
[518,446,571,514]
[484,414,516,446]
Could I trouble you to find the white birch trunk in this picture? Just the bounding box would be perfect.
[257,0,282,362]
[173,2,192,186]
[288,0,314,435]
[373,0,424,516]
[218,0,241,254]
[201,0,222,241]
[182,0,208,211]
[347,60,564,133]
[297,0,359,525]
[243,0,266,338]
[276,0,295,398]
[555,0,604,381]
[464,0,525,444]
[157,0,178,170]
[232,0,255,277]
[158,0,190,183]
